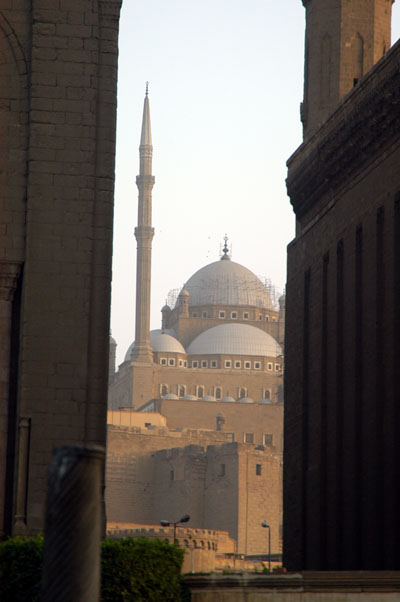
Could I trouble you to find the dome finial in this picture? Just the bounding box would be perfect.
[221,234,231,260]
[145,81,149,97]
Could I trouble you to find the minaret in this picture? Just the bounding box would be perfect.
[131,83,155,363]
[301,0,394,139]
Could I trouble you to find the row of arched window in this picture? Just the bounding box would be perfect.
[159,384,272,400]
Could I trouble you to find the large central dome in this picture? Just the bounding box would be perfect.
[182,258,274,309]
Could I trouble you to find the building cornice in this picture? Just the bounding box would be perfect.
[287,39,400,222]
[184,571,400,592]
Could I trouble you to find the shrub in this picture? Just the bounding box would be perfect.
[0,535,188,602]
[101,537,185,602]
[0,534,44,602]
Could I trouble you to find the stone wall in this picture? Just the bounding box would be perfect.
[106,425,234,524]
[138,399,283,453]
[107,522,235,573]
[106,424,282,556]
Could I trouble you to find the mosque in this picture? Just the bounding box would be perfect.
[106,89,285,562]
[108,90,285,413]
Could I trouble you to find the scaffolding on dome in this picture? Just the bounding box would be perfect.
[167,278,282,311]
[167,288,180,309]
[258,277,281,310]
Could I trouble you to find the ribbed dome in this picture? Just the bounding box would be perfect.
[238,397,254,404]
[182,259,274,309]
[124,329,185,361]
[187,324,282,357]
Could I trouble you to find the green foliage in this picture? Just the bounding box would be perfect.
[0,534,44,602]
[0,535,188,601]
[101,537,185,602]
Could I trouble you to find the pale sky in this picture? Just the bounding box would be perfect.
[111,1,400,366]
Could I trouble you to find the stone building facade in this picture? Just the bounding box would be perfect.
[0,0,122,536]
[284,0,400,570]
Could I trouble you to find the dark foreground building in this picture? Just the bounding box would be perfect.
[284,0,400,570]
[0,0,122,536]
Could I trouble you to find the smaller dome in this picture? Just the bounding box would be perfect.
[150,330,186,354]
[162,393,179,400]
[109,335,117,346]
[124,329,185,361]
[183,394,197,400]
[221,396,235,403]
[162,304,171,312]
[203,395,217,402]
[180,289,189,297]
[258,398,273,405]
[237,397,254,404]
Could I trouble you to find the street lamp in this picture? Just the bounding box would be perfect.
[261,521,271,571]
[160,514,190,544]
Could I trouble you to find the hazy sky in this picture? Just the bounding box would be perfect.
[111,1,400,365]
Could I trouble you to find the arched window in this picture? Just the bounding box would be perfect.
[264,389,271,400]
[215,387,222,400]
[239,388,247,399]
[179,385,186,398]
[160,384,168,396]
[197,386,204,399]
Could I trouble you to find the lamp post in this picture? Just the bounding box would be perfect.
[261,521,271,571]
[160,514,190,544]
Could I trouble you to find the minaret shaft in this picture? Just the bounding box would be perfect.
[131,92,154,363]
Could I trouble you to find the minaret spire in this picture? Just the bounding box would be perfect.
[221,234,231,261]
[130,85,155,363]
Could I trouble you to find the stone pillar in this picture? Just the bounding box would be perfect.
[41,445,104,602]
[13,417,31,534]
[0,261,20,534]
